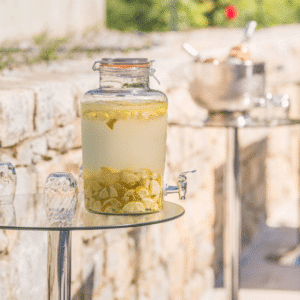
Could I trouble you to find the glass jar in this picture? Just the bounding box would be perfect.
[81,58,168,215]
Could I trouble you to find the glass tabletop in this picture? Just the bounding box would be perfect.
[202,114,300,128]
[0,194,185,231]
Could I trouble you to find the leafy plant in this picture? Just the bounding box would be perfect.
[33,31,69,62]
[106,0,230,32]
[106,0,300,31]
[232,0,300,28]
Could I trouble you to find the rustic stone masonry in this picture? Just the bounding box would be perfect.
[0,0,106,43]
[0,25,300,299]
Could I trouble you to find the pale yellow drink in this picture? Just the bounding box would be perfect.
[81,100,168,214]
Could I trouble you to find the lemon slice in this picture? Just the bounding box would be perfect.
[84,180,102,198]
[99,187,109,199]
[104,206,115,213]
[122,201,145,213]
[103,198,121,207]
[151,172,158,180]
[106,118,118,130]
[86,197,96,206]
[103,198,121,213]
[141,197,154,210]
[109,186,118,198]
[114,182,126,195]
[121,171,139,186]
[92,200,102,212]
[136,186,150,198]
[100,167,120,185]
[111,110,128,120]
[124,189,135,197]
[121,196,130,204]
[83,111,97,121]
[150,180,161,197]
[142,179,150,189]
[139,168,152,180]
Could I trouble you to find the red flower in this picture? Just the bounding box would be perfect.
[225,5,238,20]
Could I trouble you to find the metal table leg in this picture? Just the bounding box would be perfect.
[48,230,72,300]
[224,127,241,300]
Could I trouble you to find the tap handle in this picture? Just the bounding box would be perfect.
[178,170,196,200]
[164,170,196,200]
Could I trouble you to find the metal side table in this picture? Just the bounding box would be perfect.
[0,193,184,300]
[205,115,300,300]
[204,115,300,300]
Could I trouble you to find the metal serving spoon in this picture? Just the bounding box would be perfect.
[182,43,219,64]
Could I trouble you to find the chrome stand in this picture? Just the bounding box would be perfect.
[224,127,241,300]
[48,230,72,300]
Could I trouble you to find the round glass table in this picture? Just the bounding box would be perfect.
[204,115,300,300]
[0,194,184,300]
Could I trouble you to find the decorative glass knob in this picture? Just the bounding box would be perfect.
[44,172,78,221]
[0,162,17,204]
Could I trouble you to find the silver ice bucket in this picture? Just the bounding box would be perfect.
[190,60,265,113]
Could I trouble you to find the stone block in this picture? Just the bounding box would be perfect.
[32,84,55,135]
[0,89,34,147]
[139,226,162,271]
[0,230,8,254]
[0,0,106,43]
[46,124,75,150]
[32,82,76,135]
[183,273,204,300]
[9,230,47,299]
[81,236,105,296]
[94,281,114,300]
[0,260,9,300]
[167,245,185,300]
[50,82,77,126]
[31,136,48,156]
[194,232,214,271]
[105,231,134,297]
[138,267,170,300]
[0,149,17,167]
[15,166,37,195]
[16,140,33,166]
[16,137,47,166]
[72,118,82,148]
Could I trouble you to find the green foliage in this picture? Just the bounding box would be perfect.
[33,31,69,62]
[106,0,300,32]
[233,0,300,28]
[106,0,230,32]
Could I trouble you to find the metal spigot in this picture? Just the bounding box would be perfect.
[164,170,196,200]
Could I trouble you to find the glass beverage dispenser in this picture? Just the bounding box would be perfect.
[81,58,168,215]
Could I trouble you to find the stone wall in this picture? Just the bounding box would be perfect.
[0,25,300,299]
[0,0,106,43]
